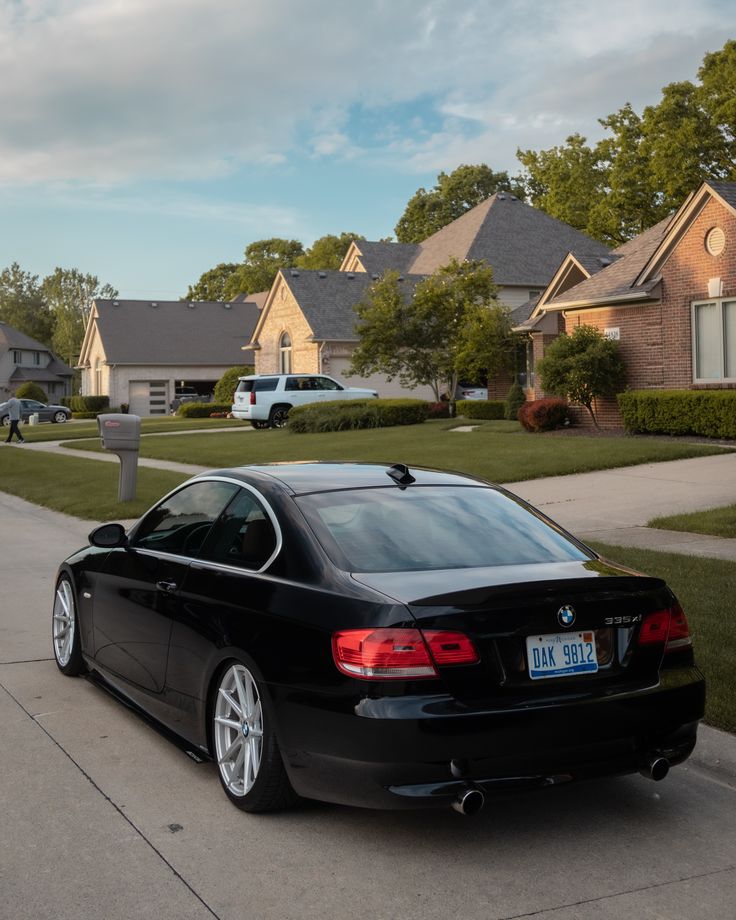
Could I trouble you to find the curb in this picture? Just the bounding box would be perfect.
[688,723,736,787]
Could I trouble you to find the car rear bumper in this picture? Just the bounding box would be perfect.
[271,667,705,809]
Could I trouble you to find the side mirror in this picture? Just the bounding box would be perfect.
[89,523,128,548]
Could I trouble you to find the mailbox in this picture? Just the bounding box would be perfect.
[98,413,141,501]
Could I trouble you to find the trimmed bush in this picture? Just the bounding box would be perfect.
[618,390,736,438]
[456,399,505,420]
[71,407,122,419]
[288,398,429,433]
[504,381,526,420]
[426,401,451,419]
[65,395,110,413]
[177,402,232,418]
[518,397,570,432]
[214,365,255,405]
[15,381,48,402]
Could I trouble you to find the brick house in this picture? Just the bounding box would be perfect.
[524,181,736,427]
[249,194,608,398]
[78,298,261,415]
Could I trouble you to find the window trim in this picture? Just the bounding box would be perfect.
[127,476,282,574]
[279,331,292,374]
[691,297,736,383]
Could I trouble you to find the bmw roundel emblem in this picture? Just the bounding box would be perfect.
[558,605,576,628]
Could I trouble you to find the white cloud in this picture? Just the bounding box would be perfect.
[0,0,732,184]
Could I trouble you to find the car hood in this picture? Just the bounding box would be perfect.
[350,558,653,606]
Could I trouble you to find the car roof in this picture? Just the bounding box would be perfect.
[205,462,489,495]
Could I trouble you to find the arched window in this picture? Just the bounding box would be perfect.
[279,332,292,374]
[94,358,102,395]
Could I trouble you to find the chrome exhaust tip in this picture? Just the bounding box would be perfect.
[451,787,485,816]
[640,757,670,782]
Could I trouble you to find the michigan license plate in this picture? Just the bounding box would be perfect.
[526,631,598,680]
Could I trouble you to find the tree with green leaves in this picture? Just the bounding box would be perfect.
[224,238,305,299]
[537,325,627,427]
[0,262,55,346]
[42,268,118,366]
[394,164,525,243]
[351,258,510,401]
[213,365,255,405]
[296,232,364,270]
[185,263,240,302]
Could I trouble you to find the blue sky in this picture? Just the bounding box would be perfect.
[0,0,733,298]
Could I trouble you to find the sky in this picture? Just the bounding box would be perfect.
[0,0,733,299]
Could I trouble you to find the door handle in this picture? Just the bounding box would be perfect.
[156,580,178,593]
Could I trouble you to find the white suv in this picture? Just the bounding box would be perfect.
[232,374,378,428]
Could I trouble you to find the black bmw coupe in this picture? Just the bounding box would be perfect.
[53,462,705,814]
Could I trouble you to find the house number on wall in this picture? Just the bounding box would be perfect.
[604,327,620,340]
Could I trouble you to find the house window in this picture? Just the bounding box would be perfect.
[279,332,292,374]
[12,350,21,364]
[692,298,736,381]
[516,339,535,389]
[33,351,41,366]
[95,358,103,395]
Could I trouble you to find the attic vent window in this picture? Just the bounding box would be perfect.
[112,301,119,306]
[371,273,379,280]
[223,303,232,309]
[151,302,158,307]
[290,269,299,278]
[318,271,326,279]
[706,226,726,257]
[346,273,355,279]
[188,303,196,309]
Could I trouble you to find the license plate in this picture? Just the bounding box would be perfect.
[526,631,598,680]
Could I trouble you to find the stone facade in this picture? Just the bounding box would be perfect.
[255,276,320,375]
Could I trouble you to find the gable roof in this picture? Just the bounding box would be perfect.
[80,299,260,366]
[0,321,59,355]
[281,269,424,341]
[540,217,673,312]
[343,240,421,275]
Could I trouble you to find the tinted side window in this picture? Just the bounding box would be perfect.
[132,481,239,555]
[253,378,279,392]
[318,377,342,390]
[235,380,252,393]
[200,488,278,570]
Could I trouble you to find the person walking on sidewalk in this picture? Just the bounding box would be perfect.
[4,394,25,443]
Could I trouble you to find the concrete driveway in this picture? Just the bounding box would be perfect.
[1,488,736,920]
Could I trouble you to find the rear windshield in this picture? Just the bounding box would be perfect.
[295,486,590,572]
[236,378,279,393]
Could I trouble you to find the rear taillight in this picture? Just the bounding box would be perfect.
[332,628,479,680]
[250,391,256,405]
[638,604,692,653]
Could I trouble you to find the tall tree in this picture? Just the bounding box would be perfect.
[185,263,240,302]
[350,258,509,401]
[394,164,525,243]
[296,232,364,270]
[0,262,55,346]
[224,238,305,299]
[42,268,118,365]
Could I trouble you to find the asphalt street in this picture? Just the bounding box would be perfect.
[1,486,736,920]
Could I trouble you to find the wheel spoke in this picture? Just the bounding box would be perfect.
[56,590,70,617]
[214,716,241,730]
[232,666,248,715]
[251,699,262,729]
[218,735,242,765]
[244,672,255,719]
[218,687,242,718]
[232,742,245,783]
[243,740,252,788]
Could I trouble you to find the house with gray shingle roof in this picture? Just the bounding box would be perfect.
[0,322,73,401]
[78,298,260,415]
[252,195,608,397]
[525,181,736,427]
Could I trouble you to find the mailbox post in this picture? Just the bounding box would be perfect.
[98,413,141,502]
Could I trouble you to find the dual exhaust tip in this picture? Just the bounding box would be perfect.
[451,757,670,815]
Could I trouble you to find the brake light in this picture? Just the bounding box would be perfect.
[333,629,436,679]
[665,602,692,652]
[423,630,480,665]
[332,628,480,679]
[638,604,692,653]
[250,391,256,405]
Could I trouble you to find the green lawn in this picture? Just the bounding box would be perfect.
[9,416,248,442]
[590,542,735,734]
[63,418,730,483]
[650,504,736,539]
[0,448,186,520]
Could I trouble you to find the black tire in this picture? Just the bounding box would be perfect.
[251,420,270,430]
[268,405,291,429]
[1,416,10,427]
[211,656,297,812]
[52,575,85,676]
[52,411,68,424]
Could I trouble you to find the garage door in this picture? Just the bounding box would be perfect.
[326,359,436,400]
[128,380,169,416]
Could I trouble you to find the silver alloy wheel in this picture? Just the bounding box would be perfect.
[214,664,264,797]
[53,579,76,667]
[1,416,9,426]
[53,411,68,423]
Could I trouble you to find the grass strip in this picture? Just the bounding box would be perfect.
[0,447,187,520]
[649,504,736,539]
[590,541,736,734]
[63,420,730,483]
[10,416,247,442]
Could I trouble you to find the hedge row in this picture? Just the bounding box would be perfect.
[72,408,122,419]
[177,402,232,418]
[456,399,505,420]
[61,395,110,412]
[288,398,429,433]
[618,390,736,438]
